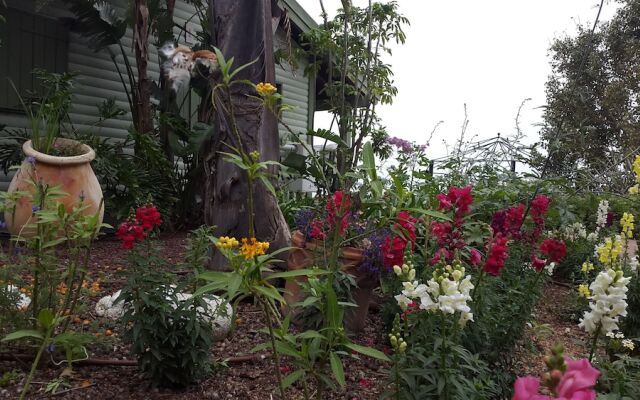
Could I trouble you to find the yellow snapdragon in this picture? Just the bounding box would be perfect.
[621,212,635,239]
[578,284,591,298]
[581,261,595,273]
[633,155,640,183]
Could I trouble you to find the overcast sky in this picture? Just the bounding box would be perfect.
[297,0,619,159]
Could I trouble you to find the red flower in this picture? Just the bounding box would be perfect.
[116,220,146,250]
[280,366,290,374]
[327,191,351,235]
[396,211,417,244]
[483,235,509,276]
[539,239,567,263]
[136,205,162,230]
[491,203,525,239]
[437,186,473,216]
[531,255,546,271]
[530,195,550,218]
[469,248,482,266]
[382,236,406,269]
[309,219,326,240]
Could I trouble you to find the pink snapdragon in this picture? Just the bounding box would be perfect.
[512,358,599,400]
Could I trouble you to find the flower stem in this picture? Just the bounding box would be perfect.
[260,298,285,399]
[589,324,602,362]
[19,327,53,400]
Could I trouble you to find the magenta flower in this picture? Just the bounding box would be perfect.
[512,358,599,400]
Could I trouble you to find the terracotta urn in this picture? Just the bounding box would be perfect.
[284,230,378,332]
[4,139,104,236]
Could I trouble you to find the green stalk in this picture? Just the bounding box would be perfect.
[589,324,602,362]
[259,297,285,399]
[19,327,53,400]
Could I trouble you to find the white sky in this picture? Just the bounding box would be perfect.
[297,0,619,159]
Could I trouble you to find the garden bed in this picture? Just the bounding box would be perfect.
[0,233,591,399]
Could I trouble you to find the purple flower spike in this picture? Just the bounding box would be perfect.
[32,205,40,213]
[25,156,36,166]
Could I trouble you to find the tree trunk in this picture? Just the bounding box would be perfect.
[133,0,153,136]
[204,0,290,269]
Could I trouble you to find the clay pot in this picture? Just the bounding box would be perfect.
[284,230,378,332]
[4,139,104,236]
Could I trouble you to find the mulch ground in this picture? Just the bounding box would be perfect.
[0,233,590,399]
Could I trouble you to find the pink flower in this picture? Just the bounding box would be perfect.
[513,376,550,400]
[469,248,482,266]
[512,358,599,400]
[556,359,599,399]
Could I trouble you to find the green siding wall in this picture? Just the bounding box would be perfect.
[0,1,313,191]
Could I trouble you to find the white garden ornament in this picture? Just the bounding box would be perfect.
[95,289,232,341]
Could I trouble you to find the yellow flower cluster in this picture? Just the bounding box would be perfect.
[581,261,595,273]
[597,237,624,267]
[217,236,240,249]
[240,237,270,259]
[578,283,591,298]
[621,212,634,239]
[630,185,639,195]
[634,155,640,183]
[256,82,277,96]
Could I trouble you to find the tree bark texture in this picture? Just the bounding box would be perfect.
[133,0,154,135]
[204,0,290,269]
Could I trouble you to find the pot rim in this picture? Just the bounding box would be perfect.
[23,138,95,165]
[291,230,364,261]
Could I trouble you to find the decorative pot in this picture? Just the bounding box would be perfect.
[284,230,378,332]
[4,139,104,236]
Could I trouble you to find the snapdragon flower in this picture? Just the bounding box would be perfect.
[596,200,609,230]
[579,268,630,334]
[395,262,474,326]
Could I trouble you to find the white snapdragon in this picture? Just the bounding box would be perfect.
[579,268,631,334]
[562,222,587,242]
[544,262,556,276]
[395,263,474,327]
[596,200,609,229]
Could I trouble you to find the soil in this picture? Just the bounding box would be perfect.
[0,233,590,399]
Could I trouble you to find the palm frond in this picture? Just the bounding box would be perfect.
[60,0,127,51]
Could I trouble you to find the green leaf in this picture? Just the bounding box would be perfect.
[282,369,305,388]
[330,352,346,386]
[253,285,285,304]
[405,208,451,221]
[258,175,277,197]
[227,273,243,300]
[362,142,377,180]
[198,271,232,282]
[344,343,391,361]
[2,329,44,342]
[297,330,326,340]
[37,308,55,329]
[266,269,330,281]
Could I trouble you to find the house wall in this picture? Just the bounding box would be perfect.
[0,0,312,191]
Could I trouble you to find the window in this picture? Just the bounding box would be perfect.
[0,8,68,112]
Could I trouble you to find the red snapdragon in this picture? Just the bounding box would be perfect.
[381,211,418,269]
[437,186,473,217]
[531,255,546,271]
[116,204,162,250]
[326,191,351,235]
[539,239,567,263]
[483,234,509,276]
